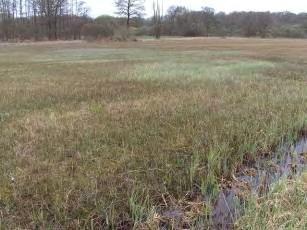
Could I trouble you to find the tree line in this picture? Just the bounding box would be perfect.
[1,0,307,41]
[83,2,307,40]
[0,0,89,40]
[159,7,307,38]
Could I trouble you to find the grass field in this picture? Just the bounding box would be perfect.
[0,38,307,228]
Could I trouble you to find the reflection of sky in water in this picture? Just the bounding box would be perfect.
[213,136,307,228]
[295,138,307,153]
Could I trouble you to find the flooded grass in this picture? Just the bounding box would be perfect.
[0,38,307,228]
[236,174,307,229]
[213,136,307,229]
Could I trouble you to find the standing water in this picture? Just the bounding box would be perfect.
[212,137,307,229]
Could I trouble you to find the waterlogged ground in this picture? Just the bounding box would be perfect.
[0,38,307,228]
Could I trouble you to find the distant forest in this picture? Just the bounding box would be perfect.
[1,0,307,41]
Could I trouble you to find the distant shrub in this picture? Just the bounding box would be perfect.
[135,26,152,36]
[81,16,137,41]
[82,23,114,40]
[112,27,131,41]
[82,16,121,40]
[271,25,306,38]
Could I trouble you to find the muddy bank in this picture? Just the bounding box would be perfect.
[212,136,307,229]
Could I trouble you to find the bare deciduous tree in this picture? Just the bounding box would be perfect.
[152,0,162,39]
[114,0,144,28]
[202,7,215,37]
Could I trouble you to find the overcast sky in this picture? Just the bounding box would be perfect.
[85,0,307,18]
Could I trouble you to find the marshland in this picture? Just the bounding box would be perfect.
[0,38,306,228]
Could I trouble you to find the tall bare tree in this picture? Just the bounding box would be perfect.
[202,7,215,37]
[114,0,144,28]
[152,0,162,39]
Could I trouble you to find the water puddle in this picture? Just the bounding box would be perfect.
[212,137,307,229]
[157,137,307,229]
